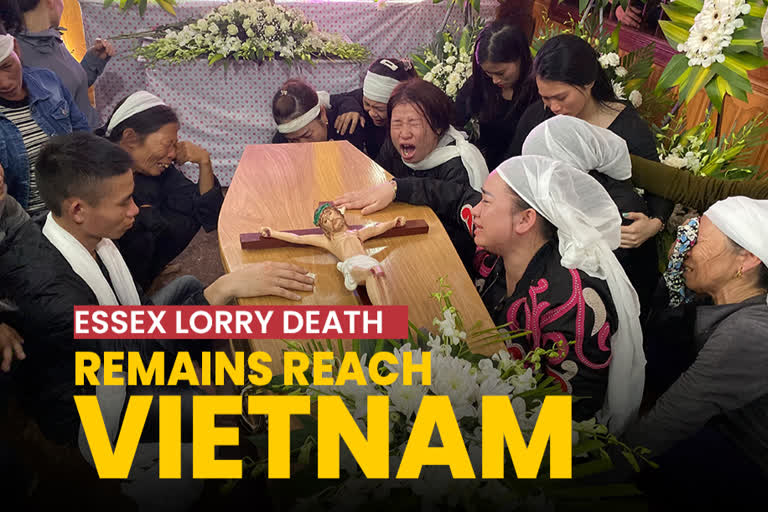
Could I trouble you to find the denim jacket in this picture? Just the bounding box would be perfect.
[0,66,90,209]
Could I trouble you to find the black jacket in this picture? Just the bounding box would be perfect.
[116,164,223,288]
[271,92,366,152]
[333,88,388,159]
[0,220,208,446]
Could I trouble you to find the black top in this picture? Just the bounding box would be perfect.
[117,164,224,288]
[476,241,617,420]
[376,138,476,270]
[454,79,539,170]
[509,100,674,223]
[0,220,209,445]
[333,88,388,159]
[271,92,366,152]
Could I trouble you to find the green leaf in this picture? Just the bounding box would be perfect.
[680,66,715,103]
[705,75,728,111]
[138,0,147,17]
[671,0,704,10]
[656,53,690,91]
[208,53,225,66]
[103,0,116,7]
[710,62,752,91]
[723,51,768,72]
[658,20,689,48]
[156,0,176,16]
[661,1,698,26]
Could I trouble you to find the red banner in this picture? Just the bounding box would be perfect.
[73,306,408,339]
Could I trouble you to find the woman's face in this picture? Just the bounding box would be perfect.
[0,51,25,102]
[283,108,328,143]
[363,96,389,126]
[536,77,592,118]
[124,122,179,176]
[684,216,741,295]
[481,60,521,90]
[470,172,518,254]
[390,102,440,164]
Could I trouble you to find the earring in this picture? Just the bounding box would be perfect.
[736,268,743,279]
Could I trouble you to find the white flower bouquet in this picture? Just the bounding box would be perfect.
[121,0,369,66]
[234,279,653,509]
[411,21,483,101]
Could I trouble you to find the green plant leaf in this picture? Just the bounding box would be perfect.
[156,0,176,16]
[138,0,147,17]
[661,1,698,26]
[704,75,728,111]
[656,53,690,91]
[658,20,689,48]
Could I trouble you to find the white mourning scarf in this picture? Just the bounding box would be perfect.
[43,214,201,507]
[0,34,14,62]
[521,115,632,179]
[105,90,167,137]
[496,156,645,435]
[705,196,768,305]
[276,90,331,133]
[403,125,489,191]
[363,71,402,104]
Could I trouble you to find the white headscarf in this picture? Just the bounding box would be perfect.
[363,71,401,104]
[705,196,768,304]
[496,155,645,434]
[105,90,167,137]
[521,116,632,180]
[404,126,489,191]
[0,34,14,63]
[276,90,331,134]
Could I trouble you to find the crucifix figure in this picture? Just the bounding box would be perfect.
[259,204,405,304]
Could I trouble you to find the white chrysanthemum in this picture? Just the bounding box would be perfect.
[679,0,752,68]
[612,81,626,100]
[227,24,239,36]
[423,71,434,82]
[196,19,209,31]
[614,66,627,78]
[208,23,219,35]
[429,354,478,419]
[387,380,428,419]
[264,25,276,37]
[446,55,457,65]
[246,28,255,38]
[629,89,643,108]
[598,52,620,68]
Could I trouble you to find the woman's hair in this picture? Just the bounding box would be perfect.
[367,58,417,82]
[272,78,319,125]
[467,21,535,123]
[534,34,619,105]
[387,78,453,137]
[728,238,768,289]
[99,95,179,143]
[512,191,557,241]
[0,0,41,34]
[495,0,534,42]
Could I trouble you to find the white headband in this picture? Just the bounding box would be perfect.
[705,196,768,268]
[105,91,168,137]
[0,34,15,63]
[363,72,402,104]
[276,90,331,134]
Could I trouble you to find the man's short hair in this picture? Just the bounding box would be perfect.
[35,132,135,216]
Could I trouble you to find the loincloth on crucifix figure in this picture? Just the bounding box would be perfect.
[259,204,406,304]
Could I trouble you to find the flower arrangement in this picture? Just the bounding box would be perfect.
[234,279,653,509]
[125,0,370,66]
[658,0,768,110]
[655,109,768,180]
[411,20,484,100]
[102,0,176,17]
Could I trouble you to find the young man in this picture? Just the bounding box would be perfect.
[1,132,315,504]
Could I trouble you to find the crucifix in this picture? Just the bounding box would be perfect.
[254,204,427,305]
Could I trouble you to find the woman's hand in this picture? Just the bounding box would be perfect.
[175,141,211,166]
[620,212,662,248]
[334,112,365,136]
[91,39,116,60]
[615,5,643,28]
[334,182,396,215]
[0,323,25,373]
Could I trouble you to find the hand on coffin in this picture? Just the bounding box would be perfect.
[334,181,396,215]
[205,262,315,303]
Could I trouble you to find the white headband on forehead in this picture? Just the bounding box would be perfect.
[496,155,645,435]
[276,90,331,134]
[0,34,15,63]
[105,91,167,137]
[363,71,402,104]
[705,197,768,301]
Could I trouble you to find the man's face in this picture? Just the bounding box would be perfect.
[320,207,347,235]
[78,171,139,240]
[0,49,25,102]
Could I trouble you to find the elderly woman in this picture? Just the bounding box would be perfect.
[333,57,416,159]
[101,91,224,288]
[271,78,365,152]
[625,196,768,500]
[522,116,659,316]
[334,78,488,268]
[0,26,89,216]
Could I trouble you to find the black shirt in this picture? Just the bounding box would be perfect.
[332,88,388,159]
